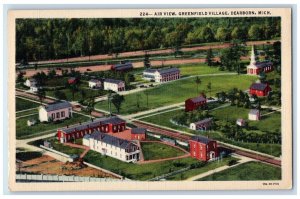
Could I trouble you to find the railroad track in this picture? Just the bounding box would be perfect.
[133,120,281,167]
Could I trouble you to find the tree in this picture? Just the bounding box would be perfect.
[124,73,135,88]
[68,83,78,101]
[86,96,96,117]
[207,82,212,97]
[47,69,56,79]
[206,48,214,66]
[195,76,201,94]
[54,90,67,100]
[80,90,86,100]
[201,26,215,42]
[144,52,151,68]
[37,89,46,104]
[111,94,125,113]
[144,90,150,107]
[248,24,263,40]
[16,72,25,84]
[215,27,228,42]
[136,93,141,109]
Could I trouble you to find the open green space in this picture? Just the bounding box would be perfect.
[84,150,200,180]
[198,161,281,181]
[95,74,256,115]
[49,139,84,156]
[177,64,227,77]
[16,113,90,139]
[141,142,186,160]
[166,156,238,180]
[16,97,40,111]
[16,108,38,117]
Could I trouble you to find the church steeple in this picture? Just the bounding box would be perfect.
[250,45,256,65]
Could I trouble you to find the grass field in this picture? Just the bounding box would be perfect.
[141,142,186,160]
[198,161,281,181]
[95,74,256,115]
[84,150,199,180]
[177,64,226,77]
[16,113,90,139]
[16,108,38,117]
[49,139,84,156]
[166,156,238,181]
[16,97,40,111]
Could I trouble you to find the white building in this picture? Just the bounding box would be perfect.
[236,119,246,126]
[247,46,273,75]
[143,67,180,83]
[248,109,260,121]
[24,78,37,87]
[30,85,39,93]
[103,79,125,92]
[190,118,213,131]
[39,101,73,122]
[83,131,140,163]
[88,79,102,89]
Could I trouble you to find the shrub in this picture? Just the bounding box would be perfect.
[228,159,238,166]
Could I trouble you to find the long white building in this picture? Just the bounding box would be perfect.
[103,79,125,92]
[143,67,180,83]
[83,131,140,163]
[39,101,72,122]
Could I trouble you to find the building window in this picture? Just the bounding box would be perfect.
[56,112,60,119]
[61,111,65,117]
[52,113,55,119]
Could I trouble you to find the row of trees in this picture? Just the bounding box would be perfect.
[16,17,280,62]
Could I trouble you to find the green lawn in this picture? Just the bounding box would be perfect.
[166,156,238,181]
[84,150,199,180]
[198,161,281,181]
[16,108,38,117]
[177,64,227,77]
[96,74,256,115]
[49,139,84,156]
[16,113,90,139]
[16,97,40,111]
[141,142,186,160]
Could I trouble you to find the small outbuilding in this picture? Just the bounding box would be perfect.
[249,82,271,97]
[27,119,37,126]
[88,79,102,89]
[190,118,212,131]
[130,128,146,141]
[236,119,246,126]
[248,109,261,121]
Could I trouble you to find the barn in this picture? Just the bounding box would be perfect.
[189,118,213,131]
[249,83,271,97]
[185,95,207,112]
[57,116,126,143]
[189,136,218,161]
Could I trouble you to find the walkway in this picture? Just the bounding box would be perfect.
[185,154,254,181]
[63,142,90,158]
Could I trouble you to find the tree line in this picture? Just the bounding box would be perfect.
[16,17,280,63]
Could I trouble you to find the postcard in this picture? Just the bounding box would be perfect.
[7,7,292,191]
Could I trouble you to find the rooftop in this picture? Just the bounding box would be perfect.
[114,62,133,70]
[144,67,180,75]
[191,136,213,144]
[131,128,146,134]
[187,96,206,103]
[192,118,213,125]
[250,83,268,91]
[249,109,260,115]
[43,101,72,112]
[89,79,101,83]
[60,116,125,134]
[88,131,136,150]
[104,78,124,84]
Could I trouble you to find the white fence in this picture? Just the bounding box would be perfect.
[16,173,125,182]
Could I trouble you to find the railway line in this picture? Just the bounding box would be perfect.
[132,120,281,167]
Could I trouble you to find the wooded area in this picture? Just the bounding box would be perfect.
[16,17,280,62]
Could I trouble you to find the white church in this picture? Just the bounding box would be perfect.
[247,46,273,75]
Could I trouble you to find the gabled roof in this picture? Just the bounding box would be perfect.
[143,67,180,75]
[192,118,213,126]
[254,61,273,68]
[60,116,125,134]
[187,96,206,103]
[250,83,268,91]
[249,109,260,115]
[89,79,101,83]
[88,131,137,150]
[131,128,146,134]
[114,63,133,70]
[68,77,77,81]
[104,78,124,84]
[190,136,213,144]
[43,101,72,112]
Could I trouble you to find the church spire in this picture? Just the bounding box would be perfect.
[250,45,256,65]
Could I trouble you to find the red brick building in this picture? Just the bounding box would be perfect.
[130,128,146,141]
[249,83,271,97]
[68,77,77,84]
[189,136,218,161]
[57,116,126,143]
[185,96,207,112]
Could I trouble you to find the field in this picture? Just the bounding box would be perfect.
[139,106,281,157]
[16,113,90,139]
[166,156,238,180]
[16,108,38,117]
[198,161,281,181]
[49,139,84,156]
[16,97,40,111]
[95,74,256,115]
[84,150,199,180]
[141,142,186,160]
[177,64,226,77]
